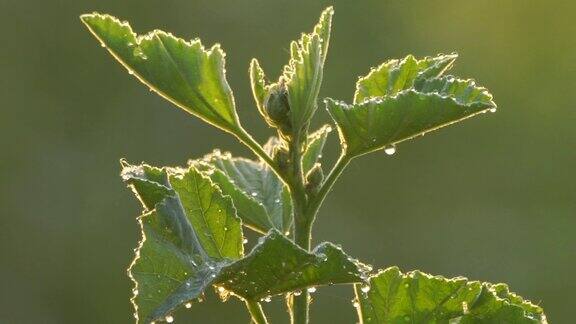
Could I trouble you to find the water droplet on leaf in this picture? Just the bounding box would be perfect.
[384,145,396,155]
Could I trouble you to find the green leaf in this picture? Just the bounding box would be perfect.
[122,164,244,261]
[284,7,333,129]
[326,83,496,157]
[216,230,370,301]
[80,14,242,134]
[302,124,332,173]
[123,163,243,323]
[192,149,293,234]
[249,58,269,123]
[249,8,333,132]
[122,162,368,322]
[354,267,547,324]
[354,53,457,103]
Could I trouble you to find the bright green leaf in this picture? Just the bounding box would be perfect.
[326,84,496,157]
[302,124,332,173]
[249,58,269,123]
[80,14,242,134]
[354,53,457,103]
[279,7,333,130]
[354,267,546,324]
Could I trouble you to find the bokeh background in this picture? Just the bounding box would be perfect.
[1,0,574,323]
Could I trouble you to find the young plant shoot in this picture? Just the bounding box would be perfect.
[81,7,547,324]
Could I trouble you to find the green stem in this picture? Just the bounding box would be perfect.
[306,153,351,218]
[235,127,289,185]
[291,213,312,324]
[245,300,268,324]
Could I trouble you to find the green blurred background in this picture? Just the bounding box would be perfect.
[1,0,574,323]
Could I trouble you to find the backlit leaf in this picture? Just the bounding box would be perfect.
[354,53,457,103]
[326,81,495,157]
[354,267,547,324]
[193,149,292,234]
[81,14,242,134]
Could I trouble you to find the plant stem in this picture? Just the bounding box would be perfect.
[245,300,268,324]
[235,127,289,185]
[306,153,351,218]
[291,211,312,324]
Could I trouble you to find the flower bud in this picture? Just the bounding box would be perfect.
[264,84,292,134]
[305,163,324,194]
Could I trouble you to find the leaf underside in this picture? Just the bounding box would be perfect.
[192,150,292,234]
[80,13,241,134]
[189,124,331,235]
[121,162,367,323]
[354,267,547,324]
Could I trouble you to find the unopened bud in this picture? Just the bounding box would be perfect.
[264,84,292,134]
[305,163,324,194]
[273,146,290,173]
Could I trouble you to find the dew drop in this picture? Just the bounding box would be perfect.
[100,43,106,48]
[489,107,497,113]
[218,286,226,293]
[133,47,148,60]
[274,198,280,203]
[185,303,192,309]
[128,70,134,75]
[352,301,360,308]
[361,285,371,293]
[307,287,317,293]
[251,192,258,197]
[242,238,248,244]
[165,315,174,323]
[293,290,302,296]
[262,296,271,303]
[384,145,396,155]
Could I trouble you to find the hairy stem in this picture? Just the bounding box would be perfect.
[245,300,268,324]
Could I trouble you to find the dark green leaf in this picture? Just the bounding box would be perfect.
[354,267,546,324]
[80,14,242,134]
[216,230,370,301]
[193,149,292,234]
[354,53,457,103]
